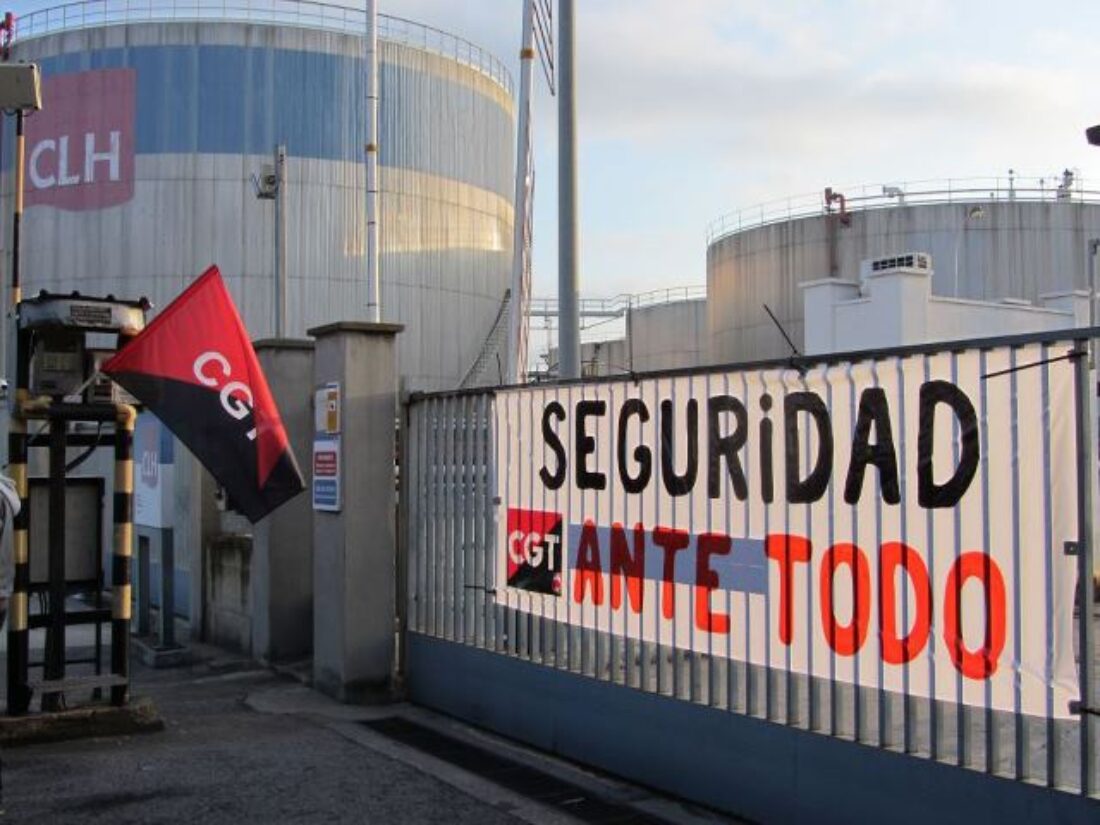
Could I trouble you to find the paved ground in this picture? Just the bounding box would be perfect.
[0,656,527,824]
[0,633,732,825]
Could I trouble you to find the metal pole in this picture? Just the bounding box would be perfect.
[365,0,381,323]
[5,412,28,715]
[43,416,66,711]
[508,0,535,383]
[11,109,23,310]
[557,0,580,379]
[1073,339,1097,796]
[1087,239,1100,795]
[274,144,287,337]
[1088,239,1098,355]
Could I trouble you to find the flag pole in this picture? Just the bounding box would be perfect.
[508,1,536,384]
[557,0,580,379]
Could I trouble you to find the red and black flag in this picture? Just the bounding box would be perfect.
[102,266,304,522]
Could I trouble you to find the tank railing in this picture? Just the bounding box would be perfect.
[528,284,706,319]
[10,0,514,96]
[707,174,1100,244]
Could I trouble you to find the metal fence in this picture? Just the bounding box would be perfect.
[12,0,514,95]
[402,329,1099,805]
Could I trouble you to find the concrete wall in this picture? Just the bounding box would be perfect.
[203,533,252,653]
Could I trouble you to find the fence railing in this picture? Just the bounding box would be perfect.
[403,328,1099,804]
[528,284,707,320]
[707,174,1100,245]
[11,0,514,95]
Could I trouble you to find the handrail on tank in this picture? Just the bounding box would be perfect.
[528,284,706,319]
[8,0,514,96]
[707,173,1100,246]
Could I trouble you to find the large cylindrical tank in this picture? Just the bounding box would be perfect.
[708,187,1100,364]
[627,298,707,373]
[3,10,515,391]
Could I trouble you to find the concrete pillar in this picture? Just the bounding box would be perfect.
[251,339,315,663]
[308,322,402,702]
[864,268,932,348]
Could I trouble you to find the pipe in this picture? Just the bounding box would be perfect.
[365,0,381,323]
[557,0,580,379]
[275,144,287,336]
[508,1,535,383]
[12,110,24,309]
[824,187,850,280]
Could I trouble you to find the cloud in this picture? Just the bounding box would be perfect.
[381,1,1100,299]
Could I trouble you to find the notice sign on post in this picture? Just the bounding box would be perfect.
[313,382,342,512]
[312,436,341,512]
[494,339,1083,719]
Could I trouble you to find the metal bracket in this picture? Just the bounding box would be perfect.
[1069,700,1100,717]
[1064,540,1079,556]
[464,585,496,595]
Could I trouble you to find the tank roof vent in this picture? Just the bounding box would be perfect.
[858,252,933,295]
[865,252,931,274]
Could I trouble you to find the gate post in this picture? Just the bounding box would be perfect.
[308,321,403,702]
[251,339,315,663]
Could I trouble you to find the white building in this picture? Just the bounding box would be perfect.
[802,253,1089,355]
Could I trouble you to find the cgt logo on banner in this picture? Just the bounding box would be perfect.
[495,342,1082,718]
[26,68,136,211]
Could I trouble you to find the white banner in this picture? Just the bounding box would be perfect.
[495,342,1082,719]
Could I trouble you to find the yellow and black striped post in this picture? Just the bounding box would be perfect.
[5,406,30,715]
[110,404,136,706]
[5,109,30,714]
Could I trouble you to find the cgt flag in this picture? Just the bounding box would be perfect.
[102,266,304,522]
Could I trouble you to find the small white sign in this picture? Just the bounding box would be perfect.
[312,435,341,512]
[133,414,175,529]
[314,382,341,435]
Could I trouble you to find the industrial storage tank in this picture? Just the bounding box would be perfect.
[627,292,707,373]
[0,3,516,641]
[707,178,1100,363]
[2,3,516,391]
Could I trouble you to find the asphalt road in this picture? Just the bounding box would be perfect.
[0,654,526,825]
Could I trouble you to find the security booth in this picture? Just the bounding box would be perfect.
[6,291,147,715]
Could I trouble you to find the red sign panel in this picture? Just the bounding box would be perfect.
[25,68,136,211]
[314,450,338,476]
[505,508,563,595]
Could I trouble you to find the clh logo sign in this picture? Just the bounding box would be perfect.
[506,508,563,595]
[26,68,135,211]
[139,421,159,487]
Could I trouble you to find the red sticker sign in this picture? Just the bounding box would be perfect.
[26,68,135,211]
[505,508,563,595]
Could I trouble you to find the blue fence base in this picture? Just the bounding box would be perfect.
[406,633,1098,825]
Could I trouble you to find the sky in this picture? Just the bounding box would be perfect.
[9,0,1100,302]
[388,0,1100,301]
